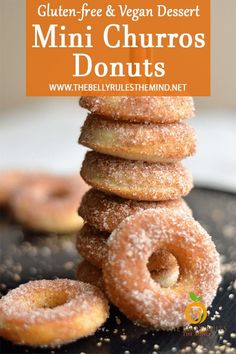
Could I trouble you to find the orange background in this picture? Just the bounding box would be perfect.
[26,0,210,96]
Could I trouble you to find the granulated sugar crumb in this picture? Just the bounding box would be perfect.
[124,351,130,354]
[120,335,127,341]
[142,339,147,343]
[63,261,74,270]
[229,294,234,299]
[115,316,121,325]
[97,342,102,347]
[230,333,236,338]
[153,344,159,349]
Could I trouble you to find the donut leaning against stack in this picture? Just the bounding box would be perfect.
[77,96,221,329]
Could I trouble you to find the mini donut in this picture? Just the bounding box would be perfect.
[76,260,105,291]
[0,279,109,347]
[81,152,193,201]
[10,175,89,234]
[80,96,195,124]
[79,115,196,163]
[76,224,180,288]
[103,209,221,329]
[79,189,192,233]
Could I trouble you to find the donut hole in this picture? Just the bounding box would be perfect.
[31,290,69,310]
[147,250,180,288]
[48,188,71,200]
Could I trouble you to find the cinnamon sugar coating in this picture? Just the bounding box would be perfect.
[103,209,221,329]
[81,152,193,201]
[79,188,192,233]
[76,224,180,288]
[0,279,109,347]
[76,260,105,292]
[80,96,195,124]
[79,115,196,163]
[76,224,109,268]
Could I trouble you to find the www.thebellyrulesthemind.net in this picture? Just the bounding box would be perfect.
[48,83,188,93]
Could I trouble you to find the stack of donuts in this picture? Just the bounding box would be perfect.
[77,96,221,329]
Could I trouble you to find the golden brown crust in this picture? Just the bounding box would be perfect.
[0,279,109,347]
[79,115,196,163]
[103,209,221,329]
[79,189,192,233]
[80,96,195,124]
[81,152,193,201]
[10,175,89,234]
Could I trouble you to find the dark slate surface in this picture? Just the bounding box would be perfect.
[0,188,236,354]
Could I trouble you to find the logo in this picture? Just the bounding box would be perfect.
[184,292,207,325]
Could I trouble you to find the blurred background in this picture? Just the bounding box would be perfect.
[0,0,236,191]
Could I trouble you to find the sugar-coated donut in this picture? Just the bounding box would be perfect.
[76,224,109,268]
[10,175,88,234]
[77,260,105,291]
[80,96,195,124]
[79,189,192,233]
[81,152,193,201]
[0,279,109,347]
[103,209,221,329]
[76,224,180,288]
[79,115,196,163]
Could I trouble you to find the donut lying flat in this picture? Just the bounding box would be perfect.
[79,115,196,163]
[81,152,193,201]
[80,96,195,124]
[77,260,105,292]
[103,209,221,329]
[0,279,109,347]
[76,224,180,288]
[10,175,88,234]
[79,189,192,233]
